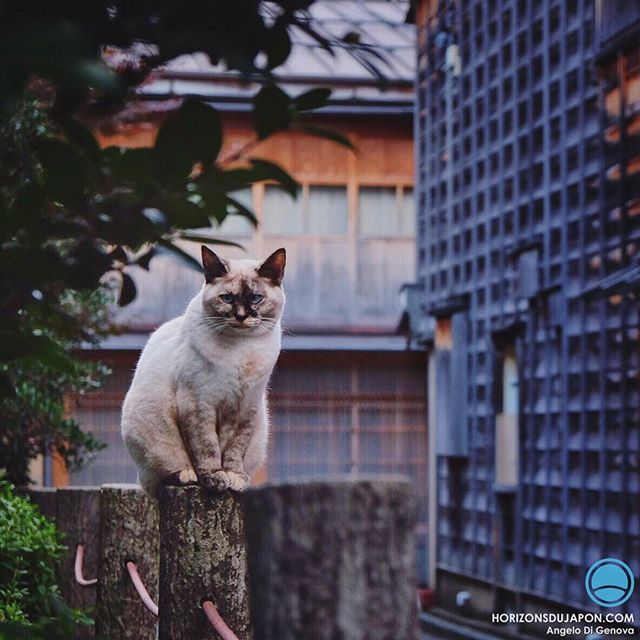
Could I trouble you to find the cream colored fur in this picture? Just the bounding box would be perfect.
[121,249,285,496]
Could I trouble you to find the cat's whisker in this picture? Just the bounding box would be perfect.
[197,318,231,329]
[280,324,293,336]
[257,319,277,332]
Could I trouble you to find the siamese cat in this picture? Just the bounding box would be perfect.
[121,246,286,496]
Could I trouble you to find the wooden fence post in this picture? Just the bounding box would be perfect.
[244,478,418,640]
[56,487,101,639]
[158,486,251,640]
[95,484,159,640]
[21,486,57,522]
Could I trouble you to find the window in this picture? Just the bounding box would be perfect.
[264,185,302,236]
[359,186,415,237]
[307,186,348,235]
[264,185,348,236]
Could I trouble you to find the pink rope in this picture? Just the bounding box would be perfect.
[202,600,240,640]
[74,544,97,586]
[126,561,159,617]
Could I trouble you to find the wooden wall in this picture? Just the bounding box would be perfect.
[98,112,415,332]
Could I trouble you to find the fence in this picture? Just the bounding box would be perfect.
[26,478,418,640]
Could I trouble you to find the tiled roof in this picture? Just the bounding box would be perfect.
[140,1,414,114]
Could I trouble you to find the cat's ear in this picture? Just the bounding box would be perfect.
[257,248,286,285]
[201,246,228,283]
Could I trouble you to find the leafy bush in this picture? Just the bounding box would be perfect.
[0,283,113,486]
[0,480,88,639]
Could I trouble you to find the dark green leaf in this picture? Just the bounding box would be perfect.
[265,19,292,70]
[136,248,156,270]
[293,88,332,112]
[60,118,100,163]
[0,246,67,292]
[4,183,45,238]
[102,147,154,192]
[109,246,128,263]
[118,273,136,306]
[28,340,77,374]
[154,100,222,183]
[201,167,254,193]
[0,620,47,639]
[159,198,215,229]
[156,239,204,272]
[295,124,355,150]
[225,196,258,226]
[290,18,334,54]
[65,241,114,289]
[253,85,292,139]
[34,139,88,208]
[194,182,234,224]
[177,232,244,250]
[342,31,361,44]
[247,159,299,197]
[93,197,161,246]
[0,330,76,374]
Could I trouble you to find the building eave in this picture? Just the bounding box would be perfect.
[81,332,420,353]
[137,92,414,117]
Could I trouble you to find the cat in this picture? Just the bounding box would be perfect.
[121,245,286,496]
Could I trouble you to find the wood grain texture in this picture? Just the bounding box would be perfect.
[56,487,100,638]
[95,484,159,640]
[20,487,57,521]
[244,478,418,640]
[158,486,251,640]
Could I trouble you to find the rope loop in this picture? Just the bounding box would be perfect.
[74,544,97,586]
[126,561,159,617]
[202,599,241,640]
[80,554,238,637]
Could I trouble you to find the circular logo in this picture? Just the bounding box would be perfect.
[585,558,635,608]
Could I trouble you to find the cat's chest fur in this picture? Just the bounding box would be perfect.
[182,336,279,394]
[170,308,281,415]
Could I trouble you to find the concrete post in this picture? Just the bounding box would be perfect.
[243,478,418,640]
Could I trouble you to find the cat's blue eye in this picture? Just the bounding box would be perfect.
[220,293,234,304]
[250,293,264,304]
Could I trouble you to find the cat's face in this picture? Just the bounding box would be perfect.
[200,246,286,335]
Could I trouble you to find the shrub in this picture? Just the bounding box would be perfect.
[0,479,89,639]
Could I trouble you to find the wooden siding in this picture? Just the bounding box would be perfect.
[99,114,415,332]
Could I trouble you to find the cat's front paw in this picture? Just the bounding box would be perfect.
[226,470,250,492]
[164,469,198,486]
[199,469,230,492]
[178,468,198,485]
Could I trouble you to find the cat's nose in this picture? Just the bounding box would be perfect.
[234,309,248,322]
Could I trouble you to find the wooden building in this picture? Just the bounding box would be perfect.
[66,2,429,579]
[414,0,640,630]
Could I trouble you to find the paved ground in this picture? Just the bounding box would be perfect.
[419,612,504,640]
